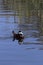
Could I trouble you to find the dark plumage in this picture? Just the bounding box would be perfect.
[12,31,24,42]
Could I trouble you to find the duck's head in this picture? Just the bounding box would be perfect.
[18,31,23,35]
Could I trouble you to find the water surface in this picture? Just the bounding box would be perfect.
[0,1,43,65]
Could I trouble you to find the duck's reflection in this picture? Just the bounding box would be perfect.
[18,42,23,45]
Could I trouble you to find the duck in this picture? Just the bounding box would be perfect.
[12,31,24,42]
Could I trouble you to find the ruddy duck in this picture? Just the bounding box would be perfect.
[12,31,24,42]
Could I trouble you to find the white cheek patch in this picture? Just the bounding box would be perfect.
[19,32,23,35]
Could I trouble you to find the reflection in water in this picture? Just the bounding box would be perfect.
[39,47,43,50]
[18,42,23,45]
[0,0,43,44]
[0,1,43,65]
[26,47,35,50]
[0,0,43,45]
[0,13,43,44]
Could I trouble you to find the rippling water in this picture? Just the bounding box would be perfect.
[0,12,43,65]
[0,1,43,65]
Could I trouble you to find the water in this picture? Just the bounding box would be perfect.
[0,39,43,65]
[0,1,43,65]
